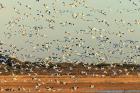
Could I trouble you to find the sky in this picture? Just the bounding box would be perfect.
[0,0,140,64]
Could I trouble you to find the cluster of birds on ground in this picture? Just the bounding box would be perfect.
[0,60,140,92]
[0,71,97,92]
[0,62,140,92]
[0,0,140,64]
[0,53,140,77]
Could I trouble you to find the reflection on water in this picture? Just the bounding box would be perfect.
[84,90,140,93]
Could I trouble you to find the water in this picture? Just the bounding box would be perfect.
[83,90,140,93]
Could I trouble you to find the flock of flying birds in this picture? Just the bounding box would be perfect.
[0,0,140,92]
[0,0,140,64]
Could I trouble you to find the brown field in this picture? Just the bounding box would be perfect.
[0,75,140,93]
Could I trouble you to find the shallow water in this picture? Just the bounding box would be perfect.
[84,90,140,93]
